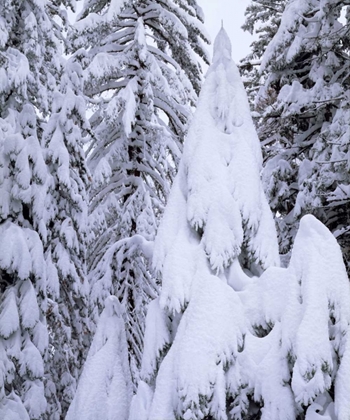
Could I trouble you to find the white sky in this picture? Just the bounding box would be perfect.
[199,0,253,63]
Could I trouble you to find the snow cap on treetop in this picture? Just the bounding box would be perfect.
[213,26,232,65]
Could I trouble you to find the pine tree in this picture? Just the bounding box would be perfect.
[0,0,59,417]
[131,28,350,420]
[42,54,91,419]
[71,0,209,384]
[255,0,350,266]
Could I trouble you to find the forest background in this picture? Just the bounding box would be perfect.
[0,0,349,419]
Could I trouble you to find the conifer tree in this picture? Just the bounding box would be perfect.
[255,0,350,265]
[0,0,59,417]
[131,28,350,420]
[130,27,280,420]
[0,2,92,418]
[72,0,209,384]
[240,0,286,108]
[42,55,91,419]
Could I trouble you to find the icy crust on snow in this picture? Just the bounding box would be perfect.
[66,296,132,420]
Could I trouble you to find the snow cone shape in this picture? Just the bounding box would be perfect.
[130,28,280,420]
[154,27,280,314]
[66,297,132,420]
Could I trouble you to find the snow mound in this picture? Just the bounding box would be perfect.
[66,296,132,420]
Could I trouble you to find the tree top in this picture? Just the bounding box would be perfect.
[213,26,232,64]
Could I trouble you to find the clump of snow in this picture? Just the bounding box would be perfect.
[76,0,128,31]
[260,0,311,71]
[0,221,48,417]
[305,391,335,420]
[335,322,350,418]
[153,168,200,313]
[0,392,30,420]
[241,324,296,420]
[149,267,246,419]
[66,297,132,420]
[129,380,154,420]
[287,216,350,412]
[139,298,171,384]
[0,289,19,339]
[239,215,350,418]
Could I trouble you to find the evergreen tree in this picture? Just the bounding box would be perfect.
[255,0,350,266]
[0,1,92,418]
[0,0,59,417]
[240,0,286,108]
[131,28,350,420]
[130,27,280,420]
[72,0,209,384]
[42,55,91,419]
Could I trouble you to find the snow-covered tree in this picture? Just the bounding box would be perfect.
[242,213,350,419]
[131,28,350,420]
[0,1,92,418]
[0,0,59,417]
[74,0,210,96]
[42,55,91,419]
[240,0,286,108]
[66,296,132,420]
[255,0,350,266]
[129,27,280,420]
[72,0,209,384]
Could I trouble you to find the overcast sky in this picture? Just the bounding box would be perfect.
[199,0,253,63]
